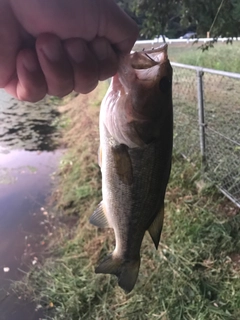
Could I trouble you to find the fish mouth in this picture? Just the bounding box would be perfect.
[130,44,168,69]
[116,44,170,91]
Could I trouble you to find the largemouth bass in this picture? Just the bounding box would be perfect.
[90,44,173,293]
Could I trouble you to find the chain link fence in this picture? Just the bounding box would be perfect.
[172,63,240,208]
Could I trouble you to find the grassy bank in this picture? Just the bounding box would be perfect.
[14,83,240,319]
[169,42,240,73]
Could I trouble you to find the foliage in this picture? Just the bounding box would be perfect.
[181,0,240,38]
[131,0,182,39]
[118,0,240,39]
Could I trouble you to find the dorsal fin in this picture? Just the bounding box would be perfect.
[148,206,164,249]
[89,201,111,228]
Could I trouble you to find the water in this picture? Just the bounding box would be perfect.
[0,89,59,151]
[0,90,63,319]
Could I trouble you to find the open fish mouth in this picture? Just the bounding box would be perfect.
[130,44,169,68]
[117,44,170,91]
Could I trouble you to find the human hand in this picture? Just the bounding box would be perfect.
[0,0,138,101]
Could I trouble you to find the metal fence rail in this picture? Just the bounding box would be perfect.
[171,62,240,208]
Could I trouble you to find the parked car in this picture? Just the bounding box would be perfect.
[179,32,197,39]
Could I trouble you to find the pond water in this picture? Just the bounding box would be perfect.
[0,90,63,320]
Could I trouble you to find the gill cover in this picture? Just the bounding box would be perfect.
[100,45,172,148]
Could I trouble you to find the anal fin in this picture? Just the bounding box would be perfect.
[148,206,164,249]
[89,201,110,228]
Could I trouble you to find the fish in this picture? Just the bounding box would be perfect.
[89,44,173,293]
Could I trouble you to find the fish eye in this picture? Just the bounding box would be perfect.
[159,76,171,93]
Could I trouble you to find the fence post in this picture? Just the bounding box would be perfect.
[197,69,206,162]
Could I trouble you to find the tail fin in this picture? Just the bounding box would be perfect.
[95,254,140,293]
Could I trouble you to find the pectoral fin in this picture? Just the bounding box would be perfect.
[112,144,133,185]
[148,206,164,249]
[89,201,110,228]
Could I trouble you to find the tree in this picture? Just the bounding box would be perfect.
[131,0,182,39]
[117,0,240,40]
[181,0,240,38]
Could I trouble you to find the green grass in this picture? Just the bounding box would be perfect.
[14,155,240,320]
[168,42,240,72]
[13,83,240,319]
[134,41,240,73]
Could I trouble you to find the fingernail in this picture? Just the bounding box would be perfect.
[41,41,62,61]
